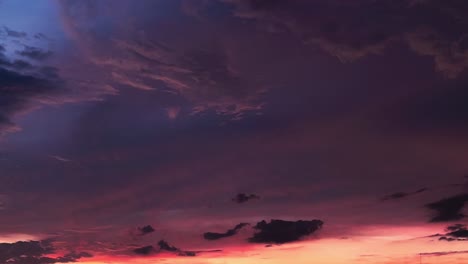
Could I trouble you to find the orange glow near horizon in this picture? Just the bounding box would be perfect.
[74,234,468,264]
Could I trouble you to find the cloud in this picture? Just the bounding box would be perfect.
[16,46,53,61]
[0,27,117,137]
[248,219,324,244]
[203,223,249,240]
[57,0,266,119]
[420,250,468,257]
[232,193,260,204]
[55,252,94,263]
[382,188,427,201]
[437,224,468,242]
[0,66,61,136]
[49,155,72,163]
[2,26,27,38]
[157,240,179,252]
[425,193,468,222]
[137,225,155,236]
[0,240,92,264]
[133,240,196,257]
[223,0,468,77]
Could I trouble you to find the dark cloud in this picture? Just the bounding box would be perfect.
[157,240,179,252]
[0,27,114,137]
[0,240,92,264]
[2,26,27,38]
[137,225,155,235]
[203,223,249,240]
[0,33,64,136]
[438,224,468,242]
[248,219,324,244]
[17,46,53,61]
[425,193,468,222]
[382,188,427,201]
[224,0,468,77]
[0,64,62,135]
[0,50,34,70]
[232,193,260,204]
[133,240,196,257]
[0,67,62,135]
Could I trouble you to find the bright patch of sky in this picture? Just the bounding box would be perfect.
[0,0,64,58]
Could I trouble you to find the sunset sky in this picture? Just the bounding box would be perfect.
[1,0,468,263]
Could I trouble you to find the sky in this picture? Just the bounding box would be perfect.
[1,0,468,263]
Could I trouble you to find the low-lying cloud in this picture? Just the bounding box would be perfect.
[248,219,324,244]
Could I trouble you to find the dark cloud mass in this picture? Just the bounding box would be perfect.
[204,223,249,240]
[225,0,468,77]
[0,240,92,264]
[426,194,468,222]
[0,26,116,136]
[249,219,324,244]
[0,34,58,136]
[0,66,61,135]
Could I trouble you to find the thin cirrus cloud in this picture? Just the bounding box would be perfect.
[381,188,427,201]
[57,0,266,119]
